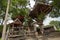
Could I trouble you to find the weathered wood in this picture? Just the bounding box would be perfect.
[29,3,52,18]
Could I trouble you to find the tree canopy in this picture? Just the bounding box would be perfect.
[49,0,60,17]
[0,0,60,19]
[0,0,29,19]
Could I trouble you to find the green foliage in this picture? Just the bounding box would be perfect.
[10,0,29,18]
[37,13,45,21]
[50,21,60,30]
[52,0,60,9]
[11,0,28,6]
[49,0,60,17]
[49,9,60,18]
[0,0,7,12]
[11,8,29,18]
[0,0,29,18]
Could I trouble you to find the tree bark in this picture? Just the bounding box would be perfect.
[2,0,10,40]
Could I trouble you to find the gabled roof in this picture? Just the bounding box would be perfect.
[12,15,24,22]
[29,3,52,18]
[10,18,22,25]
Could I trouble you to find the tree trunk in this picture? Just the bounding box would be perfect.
[2,0,10,40]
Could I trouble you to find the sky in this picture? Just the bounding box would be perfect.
[43,14,60,26]
[30,0,35,7]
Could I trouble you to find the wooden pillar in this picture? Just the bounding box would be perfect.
[11,24,14,35]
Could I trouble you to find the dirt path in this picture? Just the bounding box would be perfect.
[26,32,60,40]
[47,32,60,40]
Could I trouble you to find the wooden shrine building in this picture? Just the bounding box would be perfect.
[7,18,26,40]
